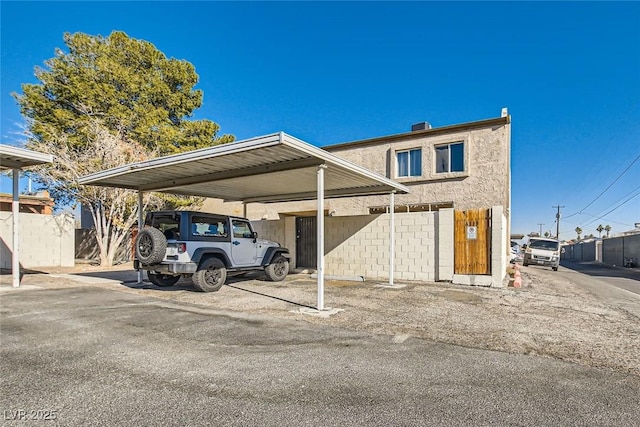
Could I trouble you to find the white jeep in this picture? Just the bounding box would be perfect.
[134,211,290,292]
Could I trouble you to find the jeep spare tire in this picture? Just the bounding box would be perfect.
[135,227,167,265]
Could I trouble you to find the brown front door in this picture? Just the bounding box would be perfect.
[454,209,491,275]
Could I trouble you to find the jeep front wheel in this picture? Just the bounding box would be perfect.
[148,272,180,287]
[265,255,289,281]
[136,227,167,265]
[192,258,227,292]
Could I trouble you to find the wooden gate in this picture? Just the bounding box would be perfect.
[454,209,491,275]
[296,216,317,268]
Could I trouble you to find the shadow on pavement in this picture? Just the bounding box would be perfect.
[561,260,640,281]
[226,283,317,310]
[0,267,47,275]
[70,269,316,308]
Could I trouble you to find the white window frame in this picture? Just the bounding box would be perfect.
[395,148,422,178]
[435,142,465,174]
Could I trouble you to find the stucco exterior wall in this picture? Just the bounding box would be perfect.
[0,212,75,268]
[325,124,510,213]
[203,119,510,221]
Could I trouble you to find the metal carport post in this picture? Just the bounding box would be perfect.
[317,165,326,310]
[138,191,144,284]
[0,145,53,288]
[389,190,395,287]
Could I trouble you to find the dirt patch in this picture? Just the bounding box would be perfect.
[3,262,639,376]
[438,289,484,304]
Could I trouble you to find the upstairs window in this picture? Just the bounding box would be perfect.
[435,142,464,173]
[396,148,422,177]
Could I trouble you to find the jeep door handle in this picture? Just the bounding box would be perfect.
[232,241,240,246]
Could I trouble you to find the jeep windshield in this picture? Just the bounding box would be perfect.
[529,240,559,250]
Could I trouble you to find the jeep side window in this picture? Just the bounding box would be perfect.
[232,220,253,238]
[192,216,228,238]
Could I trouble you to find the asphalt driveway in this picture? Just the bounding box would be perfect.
[2,283,640,426]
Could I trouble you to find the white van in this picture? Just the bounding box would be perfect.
[522,238,561,271]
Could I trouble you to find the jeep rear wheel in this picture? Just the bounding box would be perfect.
[148,272,180,287]
[192,258,227,292]
[136,227,167,265]
[265,255,289,282]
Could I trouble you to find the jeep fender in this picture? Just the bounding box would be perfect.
[192,248,232,268]
[261,248,290,266]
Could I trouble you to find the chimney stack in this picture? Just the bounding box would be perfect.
[411,122,431,132]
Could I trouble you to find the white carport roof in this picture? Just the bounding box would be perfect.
[0,145,53,170]
[1,144,54,288]
[79,132,409,312]
[79,132,408,202]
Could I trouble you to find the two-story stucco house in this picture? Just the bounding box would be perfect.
[203,110,511,286]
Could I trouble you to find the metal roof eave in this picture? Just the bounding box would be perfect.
[78,132,409,202]
[0,145,53,169]
[78,134,282,186]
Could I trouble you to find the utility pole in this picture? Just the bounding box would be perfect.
[537,223,545,237]
[553,205,565,239]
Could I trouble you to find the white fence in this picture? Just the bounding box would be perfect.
[0,212,75,269]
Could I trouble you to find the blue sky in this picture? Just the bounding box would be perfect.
[1,1,639,238]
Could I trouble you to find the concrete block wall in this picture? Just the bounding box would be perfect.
[0,212,75,268]
[253,212,437,282]
[252,208,508,286]
[251,219,286,250]
[435,208,454,281]
[491,206,508,287]
[324,212,436,281]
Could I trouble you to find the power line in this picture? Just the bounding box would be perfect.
[564,154,640,219]
[581,187,640,228]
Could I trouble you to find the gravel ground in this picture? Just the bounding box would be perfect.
[3,262,639,376]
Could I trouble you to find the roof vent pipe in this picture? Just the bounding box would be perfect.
[411,122,431,132]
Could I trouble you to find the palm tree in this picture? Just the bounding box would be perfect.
[605,224,612,238]
[596,224,604,238]
[575,227,583,240]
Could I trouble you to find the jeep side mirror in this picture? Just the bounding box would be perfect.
[561,247,566,254]
[252,231,258,242]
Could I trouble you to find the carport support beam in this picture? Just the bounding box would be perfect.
[317,164,326,311]
[389,191,395,287]
[12,168,20,288]
[137,191,143,284]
